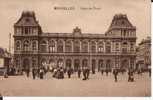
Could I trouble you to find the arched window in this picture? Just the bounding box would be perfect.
[105,42,111,53]
[98,41,104,52]
[32,41,37,51]
[57,40,63,53]
[65,40,72,52]
[82,41,88,52]
[74,40,80,53]
[16,41,21,50]
[23,40,30,51]
[40,40,47,53]
[49,40,55,52]
[91,41,96,53]
[122,42,128,53]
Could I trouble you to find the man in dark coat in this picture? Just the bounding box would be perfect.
[78,67,81,78]
[113,69,118,82]
[26,68,30,78]
[32,68,36,79]
[39,68,44,79]
[82,67,87,80]
[67,67,71,78]
[86,67,90,79]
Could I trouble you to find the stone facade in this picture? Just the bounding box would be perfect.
[136,37,151,70]
[13,11,136,72]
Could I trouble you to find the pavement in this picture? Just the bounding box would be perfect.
[0,72,151,97]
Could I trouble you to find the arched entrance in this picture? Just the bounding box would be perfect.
[23,58,30,70]
[98,59,104,71]
[66,59,72,68]
[92,59,96,74]
[121,59,129,69]
[106,60,111,71]
[74,59,80,71]
[49,59,55,68]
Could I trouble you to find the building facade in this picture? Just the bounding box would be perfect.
[13,11,136,72]
[136,37,151,70]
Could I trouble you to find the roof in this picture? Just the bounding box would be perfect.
[107,14,136,32]
[14,11,40,27]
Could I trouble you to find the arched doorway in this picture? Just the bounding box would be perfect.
[106,60,111,71]
[66,59,72,68]
[49,59,55,68]
[74,59,80,71]
[23,58,30,70]
[121,59,129,69]
[92,59,96,74]
[98,59,104,71]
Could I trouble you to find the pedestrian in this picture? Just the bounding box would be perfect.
[100,68,104,75]
[92,67,95,74]
[106,69,108,76]
[67,67,71,78]
[58,67,64,79]
[82,67,87,80]
[78,67,81,78]
[128,69,134,82]
[149,69,151,77]
[86,67,90,79]
[113,69,118,82]
[39,68,44,79]
[26,68,30,78]
[32,68,36,79]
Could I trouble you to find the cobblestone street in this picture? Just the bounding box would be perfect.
[0,72,151,97]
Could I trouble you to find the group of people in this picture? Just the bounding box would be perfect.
[3,66,151,83]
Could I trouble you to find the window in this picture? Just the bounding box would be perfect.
[32,41,37,51]
[16,41,21,50]
[122,42,128,53]
[74,40,80,53]
[130,43,134,52]
[57,40,63,53]
[40,40,47,53]
[65,40,72,52]
[49,40,55,52]
[91,41,96,53]
[23,40,30,51]
[98,41,104,52]
[82,41,88,52]
[105,42,111,53]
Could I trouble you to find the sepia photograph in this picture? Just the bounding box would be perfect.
[0,0,151,97]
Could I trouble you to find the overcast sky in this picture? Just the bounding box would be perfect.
[0,0,151,51]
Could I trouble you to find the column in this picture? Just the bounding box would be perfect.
[80,40,82,52]
[63,40,66,53]
[72,40,74,53]
[96,41,98,53]
[88,41,90,52]
[55,40,57,52]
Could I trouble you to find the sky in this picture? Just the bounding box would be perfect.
[0,0,151,52]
